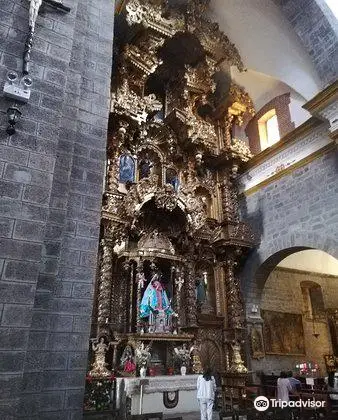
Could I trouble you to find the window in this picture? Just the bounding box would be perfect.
[325,0,338,19]
[258,109,280,150]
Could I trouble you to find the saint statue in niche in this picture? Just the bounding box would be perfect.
[120,345,136,373]
[140,270,173,333]
[165,168,179,191]
[196,274,207,305]
[140,271,172,317]
[196,271,214,314]
[119,154,135,183]
[139,154,153,179]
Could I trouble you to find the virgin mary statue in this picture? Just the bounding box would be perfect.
[140,271,172,318]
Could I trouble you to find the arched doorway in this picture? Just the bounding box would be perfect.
[247,249,338,379]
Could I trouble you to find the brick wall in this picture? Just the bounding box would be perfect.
[276,0,338,87]
[245,93,295,154]
[254,267,338,375]
[0,1,114,419]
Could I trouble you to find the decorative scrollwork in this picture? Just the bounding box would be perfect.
[111,79,162,125]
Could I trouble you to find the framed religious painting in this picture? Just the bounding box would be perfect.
[262,310,305,355]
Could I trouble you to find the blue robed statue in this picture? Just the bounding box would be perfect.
[140,272,172,318]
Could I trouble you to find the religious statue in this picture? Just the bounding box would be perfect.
[139,270,173,321]
[196,274,206,306]
[89,337,111,377]
[229,341,248,374]
[119,154,135,184]
[136,269,146,289]
[139,154,153,179]
[189,341,203,373]
[165,168,179,191]
[120,345,136,374]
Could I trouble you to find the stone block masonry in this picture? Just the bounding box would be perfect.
[240,148,338,310]
[277,0,338,87]
[0,1,114,419]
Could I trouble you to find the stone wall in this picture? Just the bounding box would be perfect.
[0,1,114,419]
[276,0,338,87]
[240,147,338,298]
[240,143,338,356]
[253,267,338,375]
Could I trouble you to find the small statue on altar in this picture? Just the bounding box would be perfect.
[89,337,111,377]
[120,345,136,373]
[190,341,203,373]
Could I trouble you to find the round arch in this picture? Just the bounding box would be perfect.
[241,230,338,303]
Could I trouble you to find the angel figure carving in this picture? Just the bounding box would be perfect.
[89,337,112,377]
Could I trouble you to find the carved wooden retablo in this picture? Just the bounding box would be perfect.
[88,0,257,385]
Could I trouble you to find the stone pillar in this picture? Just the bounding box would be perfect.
[97,239,113,336]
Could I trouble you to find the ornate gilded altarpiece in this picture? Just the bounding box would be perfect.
[87,0,256,393]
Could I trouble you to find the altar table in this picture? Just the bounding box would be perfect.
[116,375,199,416]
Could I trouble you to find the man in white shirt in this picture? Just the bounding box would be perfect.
[197,368,216,420]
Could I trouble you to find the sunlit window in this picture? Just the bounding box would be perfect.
[258,109,280,151]
[325,0,338,19]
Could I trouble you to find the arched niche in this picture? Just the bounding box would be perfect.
[195,261,216,315]
[165,167,179,191]
[119,153,136,184]
[195,186,213,218]
[199,339,222,374]
[137,146,162,184]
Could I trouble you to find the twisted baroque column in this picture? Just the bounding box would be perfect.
[185,261,197,327]
[97,239,113,335]
[223,254,244,331]
[221,177,239,223]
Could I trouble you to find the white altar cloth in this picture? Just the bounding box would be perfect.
[116,374,199,416]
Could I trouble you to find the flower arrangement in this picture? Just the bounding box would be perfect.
[84,373,115,411]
